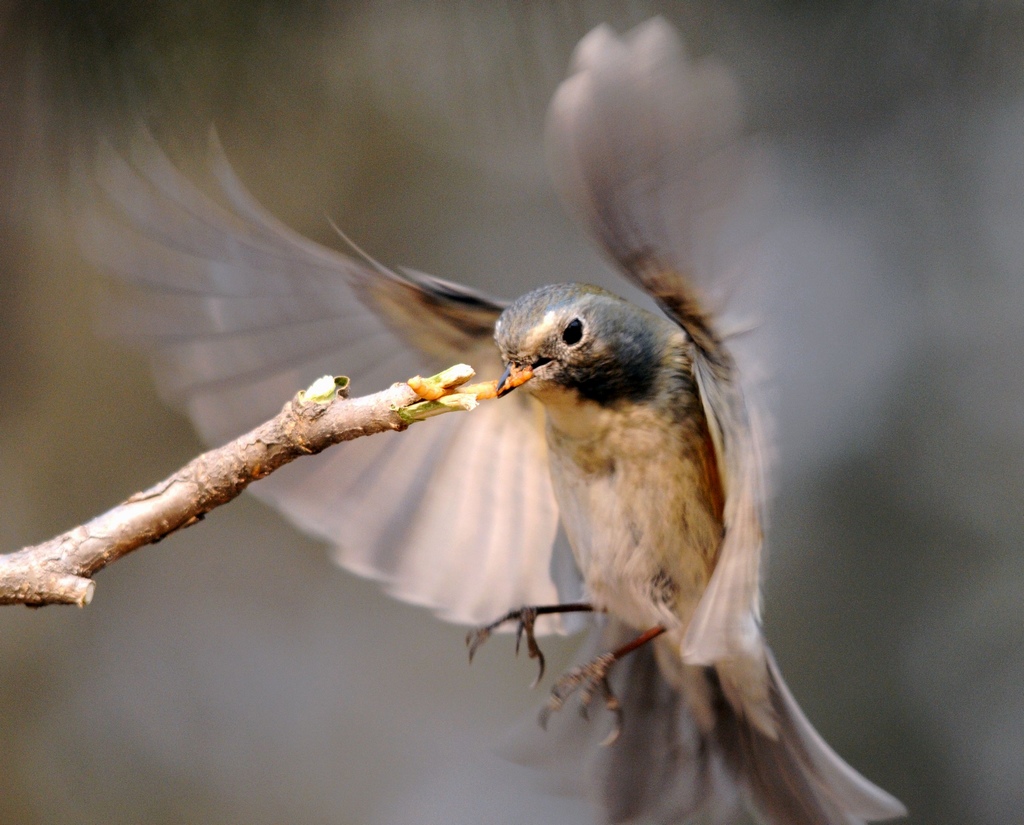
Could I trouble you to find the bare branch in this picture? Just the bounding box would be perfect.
[0,365,493,608]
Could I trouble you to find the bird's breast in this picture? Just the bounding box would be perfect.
[542,391,724,635]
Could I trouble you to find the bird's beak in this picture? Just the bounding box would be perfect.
[496,363,534,397]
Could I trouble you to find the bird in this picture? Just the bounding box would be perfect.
[81,16,906,825]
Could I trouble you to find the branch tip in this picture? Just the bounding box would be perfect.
[398,392,480,424]
[407,364,476,401]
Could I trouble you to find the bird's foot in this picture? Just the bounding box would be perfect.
[539,652,623,746]
[466,606,546,686]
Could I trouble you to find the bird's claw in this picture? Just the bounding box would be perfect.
[513,607,546,685]
[465,625,493,663]
[539,652,622,746]
[466,606,546,687]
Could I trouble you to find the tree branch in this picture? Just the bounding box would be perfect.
[0,365,493,608]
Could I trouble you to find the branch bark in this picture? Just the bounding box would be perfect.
[0,365,491,608]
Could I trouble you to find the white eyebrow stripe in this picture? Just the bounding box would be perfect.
[523,310,561,352]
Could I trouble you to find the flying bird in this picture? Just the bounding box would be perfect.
[81,17,906,825]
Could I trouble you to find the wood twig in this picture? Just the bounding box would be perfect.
[0,365,493,608]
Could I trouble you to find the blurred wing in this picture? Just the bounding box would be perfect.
[79,130,576,630]
[545,17,748,332]
[687,360,766,665]
[545,18,766,661]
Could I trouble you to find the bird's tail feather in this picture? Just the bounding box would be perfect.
[499,619,904,825]
[715,646,906,824]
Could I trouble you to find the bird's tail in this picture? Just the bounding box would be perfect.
[717,646,906,825]
[499,619,905,825]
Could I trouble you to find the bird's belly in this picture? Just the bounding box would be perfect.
[546,408,722,636]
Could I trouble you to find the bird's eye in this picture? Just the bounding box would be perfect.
[562,318,584,346]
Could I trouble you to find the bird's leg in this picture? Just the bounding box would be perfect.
[466,602,594,686]
[540,625,667,746]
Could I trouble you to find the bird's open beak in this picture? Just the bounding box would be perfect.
[496,363,534,397]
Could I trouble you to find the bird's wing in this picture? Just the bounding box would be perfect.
[80,129,578,631]
[545,17,767,662]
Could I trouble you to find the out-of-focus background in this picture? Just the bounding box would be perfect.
[1,2,1022,823]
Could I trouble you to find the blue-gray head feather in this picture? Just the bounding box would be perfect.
[495,283,681,406]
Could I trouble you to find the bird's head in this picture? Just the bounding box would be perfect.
[493,283,672,406]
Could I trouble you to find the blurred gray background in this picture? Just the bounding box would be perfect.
[1,1,1022,823]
